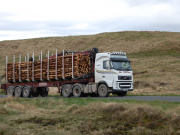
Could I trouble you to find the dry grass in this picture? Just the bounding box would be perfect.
[0,97,180,135]
[0,31,180,95]
[49,87,59,95]
[130,55,180,95]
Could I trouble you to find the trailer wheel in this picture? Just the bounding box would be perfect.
[62,85,71,97]
[117,91,127,97]
[14,86,22,97]
[98,84,109,97]
[32,88,39,97]
[40,87,49,97]
[73,85,82,97]
[6,86,14,97]
[22,86,31,98]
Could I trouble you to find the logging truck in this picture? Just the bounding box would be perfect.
[1,48,133,97]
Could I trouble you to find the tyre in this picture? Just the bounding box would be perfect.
[73,85,82,97]
[62,85,71,97]
[40,87,49,97]
[32,88,39,97]
[98,84,109,97]
[6,86,14,97]
[117,91,127,97]
[22,86,31,98]
[14,86,22,97]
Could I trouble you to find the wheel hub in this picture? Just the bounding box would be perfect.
[75,89,79,95]
[101,88,105,94]
[64,89,69,95]
[16,89,20,95]
[24,88,29,96]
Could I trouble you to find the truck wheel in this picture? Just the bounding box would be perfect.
[40,87,49,97]
[22,86,31,98]
[6,86,14,97]
[73,85,82,97]
[14,86,22,97]
[117,91,127,97]
[98,84,109,97]
[62,85,71,97]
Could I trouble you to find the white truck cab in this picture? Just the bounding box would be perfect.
[95,52,133,96]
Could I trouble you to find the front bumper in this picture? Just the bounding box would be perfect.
[112,88,133,93]
[113,81,133,91]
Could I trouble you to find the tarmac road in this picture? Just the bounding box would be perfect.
[0,94,180,102]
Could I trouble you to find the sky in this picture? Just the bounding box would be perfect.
[0,0,180,41]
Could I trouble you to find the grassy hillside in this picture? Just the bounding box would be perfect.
[0,31,180,95]
[0,97,180,135]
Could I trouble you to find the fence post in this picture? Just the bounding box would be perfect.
[6,56,8,83]
[13,55,15,82]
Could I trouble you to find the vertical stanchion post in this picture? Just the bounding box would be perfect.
[62,50,65,79]
[47,50,49,80]
[40,51,42,81]
[32,52,34,81]
[39,55,40,60]
[27,53,29,81]
[52,53,53,56]
[25,56,26,62]
[55,49,58,80]
[13,55,15,82]
[72,52,74,79]
[19,54,21,82]
[6,56,8,83]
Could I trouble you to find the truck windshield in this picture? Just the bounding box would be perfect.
[112,61,132,71]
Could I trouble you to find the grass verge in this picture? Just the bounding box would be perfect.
[0,97,180,135]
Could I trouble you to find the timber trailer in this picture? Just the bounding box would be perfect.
[1,48,133,97]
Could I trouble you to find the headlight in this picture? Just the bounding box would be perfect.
[116,82,118,88]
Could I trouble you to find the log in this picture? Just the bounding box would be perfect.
[6,53,91,82]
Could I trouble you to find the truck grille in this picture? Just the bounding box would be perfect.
[118,76,131,80]
[119,83,131,88]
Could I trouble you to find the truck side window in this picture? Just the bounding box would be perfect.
[103,61,106,69]
[103,61,110,69]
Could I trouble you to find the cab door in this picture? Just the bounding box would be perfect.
[95,56,114,88]
[101,60,113,87]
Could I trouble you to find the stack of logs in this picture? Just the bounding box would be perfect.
[6,53,91,82]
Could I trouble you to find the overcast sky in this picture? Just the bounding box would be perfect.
[0,0,180,41]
